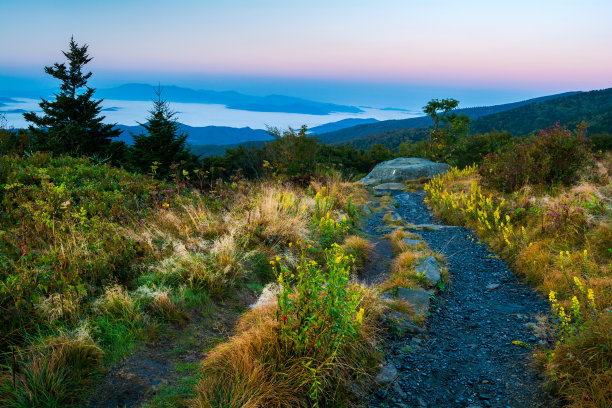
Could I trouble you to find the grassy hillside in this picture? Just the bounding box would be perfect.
[470,88,612,135]
[0,152,385,407]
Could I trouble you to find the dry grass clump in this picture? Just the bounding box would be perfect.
[388,229,424,253]
[35,292,84,323]
[193,295,381,408]
[0,328,103,407]
[95,285,141,321]
[192,244,382,408]
[136,285,187,322]
[341,235,373,268]
[388,229,407,252]
[379,250,422,293]
[245,186,310,246]
[548,314,612,407]
[310,170,368,208]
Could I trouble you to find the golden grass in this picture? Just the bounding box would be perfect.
[341,235,373,268]
[192,292,382,408]
[95,285,141,321]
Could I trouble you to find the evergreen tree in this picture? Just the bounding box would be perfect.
[23,37,120,156]
[129,86,197,178]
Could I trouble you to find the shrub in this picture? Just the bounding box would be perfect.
[194,244,381,407]
[479,123,592,192]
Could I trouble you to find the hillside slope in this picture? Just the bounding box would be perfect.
[470,87,612,135]
[318,91,580,144]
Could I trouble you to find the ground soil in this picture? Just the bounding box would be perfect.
[83,293,254,408]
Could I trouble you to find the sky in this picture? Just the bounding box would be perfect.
[1,0,611,108]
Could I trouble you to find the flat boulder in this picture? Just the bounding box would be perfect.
[359,158,450,186]
[416,256,442,286]
[373,182,407,194]
[396,287,431,317]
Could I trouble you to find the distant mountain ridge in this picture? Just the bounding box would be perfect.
[309,118,379,134]
[114,117,383,147]
[317,91,581,144]
[469,88,612,135]
[98,83,363,115]
[114,124,272,146]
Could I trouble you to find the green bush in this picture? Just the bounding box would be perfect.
[479,123,592,192]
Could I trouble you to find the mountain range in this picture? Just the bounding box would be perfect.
[97,83,363,115]
[188,87,612,155]
[316,91,580,145]
[335,88,612,150]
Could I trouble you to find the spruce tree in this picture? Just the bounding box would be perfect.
[23,37,120,156]
[129,86,197,178]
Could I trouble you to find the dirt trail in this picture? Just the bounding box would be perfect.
[367,192,558,408]
[84,302,243,408]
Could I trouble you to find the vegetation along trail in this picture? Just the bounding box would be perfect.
[368,191,557,408]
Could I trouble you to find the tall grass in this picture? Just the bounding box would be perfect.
[0,153,369,406]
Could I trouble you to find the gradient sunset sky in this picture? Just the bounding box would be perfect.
[1,0,611,107]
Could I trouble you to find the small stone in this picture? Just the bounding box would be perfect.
[375,363,399,385]
[386,311,425,336]
[396,287,431,317]
[402,238,423,247]
[415,256,442,286]
[486,283,500,290]
[373,182,408,193]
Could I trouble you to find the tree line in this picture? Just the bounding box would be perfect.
[4,37,609,183]
[1,37,397,183]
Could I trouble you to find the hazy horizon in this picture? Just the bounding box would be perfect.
[1,1,610,111]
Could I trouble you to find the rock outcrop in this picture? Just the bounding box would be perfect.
[359,158,450,186]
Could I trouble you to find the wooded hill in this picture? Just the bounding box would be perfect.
[469,87,612,135]
[316,91,579,144]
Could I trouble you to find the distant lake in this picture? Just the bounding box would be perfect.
[2,98,419,130]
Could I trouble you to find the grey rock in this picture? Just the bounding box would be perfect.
[416,256,442,286]
[392,382,408,398]
[359,157,450,186]
[359,204,373,215]
[405,223,446,231]
[486,283,500,290]
[373,182,407,193]
[402,238,423,247]
[375,363,399,385]
[396,287,431,316]
[388,212,403,222]
[386,311,425,336]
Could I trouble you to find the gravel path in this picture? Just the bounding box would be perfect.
[368,192,558,408]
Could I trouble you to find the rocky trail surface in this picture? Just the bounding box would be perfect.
[366,192,558,408]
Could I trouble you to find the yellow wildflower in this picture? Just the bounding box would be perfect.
[573,276,585,293]
[355,308,365,325]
